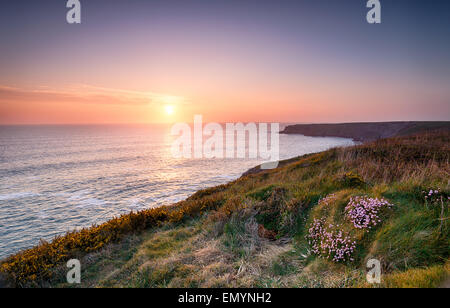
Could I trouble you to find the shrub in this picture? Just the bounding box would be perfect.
[336,172,366,188]
[253,187,305,236]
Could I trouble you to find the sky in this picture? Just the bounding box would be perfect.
[0,0,449,124]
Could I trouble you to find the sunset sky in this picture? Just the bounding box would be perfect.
[1,0,449,124]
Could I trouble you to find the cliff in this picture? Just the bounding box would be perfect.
[280,121,450,141]
[1,130,449,288]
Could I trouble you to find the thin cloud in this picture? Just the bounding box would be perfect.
[0,84,189,106]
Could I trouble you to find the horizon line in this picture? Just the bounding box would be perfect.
[1,120,449,127]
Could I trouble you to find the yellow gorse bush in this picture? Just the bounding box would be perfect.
[0,193,225,286]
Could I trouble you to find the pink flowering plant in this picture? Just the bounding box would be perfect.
[422,188,449,232]
[306,218,357,262]
[423,188,449,206]
[345,196,393,231]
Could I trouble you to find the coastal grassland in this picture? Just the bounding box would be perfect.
[1,130,449,288]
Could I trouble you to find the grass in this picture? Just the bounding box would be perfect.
[357,262,450,288]
[0,129,449,288]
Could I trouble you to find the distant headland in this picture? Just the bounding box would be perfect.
[280,121,450,142]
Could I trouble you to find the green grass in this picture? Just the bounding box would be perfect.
[1,130,449,288]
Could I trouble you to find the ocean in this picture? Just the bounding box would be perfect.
[0,124,354,259]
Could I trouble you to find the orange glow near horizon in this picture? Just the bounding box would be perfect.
[1,78,448,125]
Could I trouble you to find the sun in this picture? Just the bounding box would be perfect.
[164,105,175,115]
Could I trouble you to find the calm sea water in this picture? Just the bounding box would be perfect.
[0,125,354,258]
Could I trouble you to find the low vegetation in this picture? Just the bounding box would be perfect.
[1,130,449,288]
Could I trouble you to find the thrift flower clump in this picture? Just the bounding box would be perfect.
[423,188,449,205]
[307,218,356,262]
[345,196,393,231]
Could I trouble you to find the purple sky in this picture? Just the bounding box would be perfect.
[0,0,449,124]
